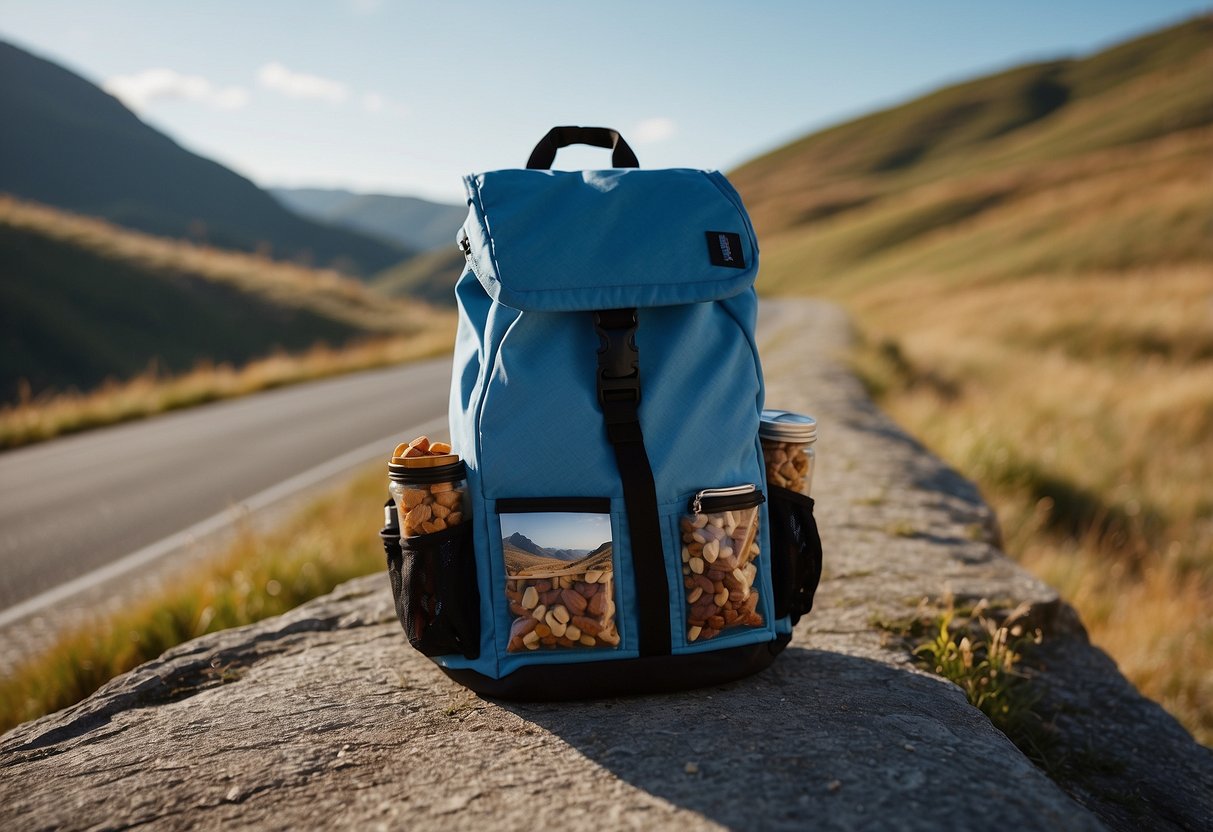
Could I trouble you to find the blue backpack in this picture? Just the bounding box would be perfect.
[382,127,821,699]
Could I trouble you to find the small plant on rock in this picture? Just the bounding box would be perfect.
[914,598,1046,751]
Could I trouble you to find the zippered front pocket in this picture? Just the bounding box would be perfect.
[679,484,766,642]
[498,497,621,653]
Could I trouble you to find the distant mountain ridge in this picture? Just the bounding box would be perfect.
[271,187,466,253]
[502,532,607,562]
[0,41,409,275]
[502,539,614,579]
[503,532,548,558]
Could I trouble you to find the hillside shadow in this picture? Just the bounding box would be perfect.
[494,646,1019,828]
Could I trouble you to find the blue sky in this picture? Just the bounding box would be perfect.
[2,1,1207,202]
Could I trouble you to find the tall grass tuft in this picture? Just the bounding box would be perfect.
[915,599,1044,744]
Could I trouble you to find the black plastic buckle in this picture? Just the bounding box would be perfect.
[594,308,640,411]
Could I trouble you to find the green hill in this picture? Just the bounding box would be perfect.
[731,15,1213,292]
[372,247,467,306]
[0,41,410,276]
[0,198,431,403]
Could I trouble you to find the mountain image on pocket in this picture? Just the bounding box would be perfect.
[501,511,613,577]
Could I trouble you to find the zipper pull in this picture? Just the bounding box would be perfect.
[691,483,756,515]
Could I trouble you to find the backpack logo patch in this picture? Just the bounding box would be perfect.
[706,231,746,269]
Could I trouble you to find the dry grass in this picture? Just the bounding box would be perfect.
[845,265,1213,744]
[0,330,454,450]
[1,194,457,448]
[741,25,1213,743]
[0,463,389,734]
[757,127,1213,297]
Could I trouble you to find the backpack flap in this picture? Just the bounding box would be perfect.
[461,168,758,312]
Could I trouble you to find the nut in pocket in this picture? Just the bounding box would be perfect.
[506,569,620,652]
[680,485,765,641]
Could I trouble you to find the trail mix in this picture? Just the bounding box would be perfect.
[679,507,764,641]
[506,571,620,652]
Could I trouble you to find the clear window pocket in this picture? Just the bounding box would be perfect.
[679,485,766,642]
[498,498,621,653]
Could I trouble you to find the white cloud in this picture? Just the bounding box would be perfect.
[103,69,249,112]
[631,117,677,145]
[257,62,348,103]
[361,91,385,113]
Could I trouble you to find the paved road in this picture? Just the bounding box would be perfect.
[0,359,452,621]
[0,305,790,630]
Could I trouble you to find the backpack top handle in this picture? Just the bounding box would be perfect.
[525,126,640,170]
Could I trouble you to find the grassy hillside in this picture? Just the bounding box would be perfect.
[361,15,1213,306]
[373,246,467,306]
[0,197,439,403]
[732,16,1213,743]
[504,545,614,578]
[0,41,408,275]
[733,16,1213,244]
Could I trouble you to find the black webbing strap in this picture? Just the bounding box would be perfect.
[594,308,671,657]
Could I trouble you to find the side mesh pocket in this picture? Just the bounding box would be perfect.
[767,485,823,626]
[382,502,481,660]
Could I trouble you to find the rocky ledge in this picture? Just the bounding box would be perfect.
[2,299,1209,831]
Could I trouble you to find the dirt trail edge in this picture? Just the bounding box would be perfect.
[2,299,1209,832]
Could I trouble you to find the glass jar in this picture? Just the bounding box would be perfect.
[388,454,469,537]
[759,409,817,496]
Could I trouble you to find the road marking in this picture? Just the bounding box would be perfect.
[0,415,448,628]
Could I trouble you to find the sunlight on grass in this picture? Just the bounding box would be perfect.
[737,21,1213,745]
[846,265,1213,744]
[1,194,459,449]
